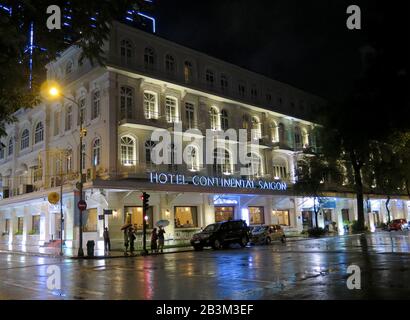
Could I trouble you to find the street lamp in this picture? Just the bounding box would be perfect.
[42,81,86,257]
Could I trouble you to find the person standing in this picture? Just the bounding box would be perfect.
[123,229,129,255]
[128,227,136,255]
[103,227,111,255]
[158,226,165,253]
[151,228,158,254]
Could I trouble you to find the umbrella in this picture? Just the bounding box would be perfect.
[156,220,170,227]
[121,223,132,230]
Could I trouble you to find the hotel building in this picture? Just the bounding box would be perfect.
[0,22,409,251]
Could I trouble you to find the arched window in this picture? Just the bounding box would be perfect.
[270,121,279,143]
[213,148,232,176]
[221,110,229,131]
[65,105,72,131]
[121,136,136,166]
[77,97,86,126]
[251,116,262,140]
[144,47,155,69]
[20,129,29,150]
[273,157,288,180]
[245,153,263,178]
[65,61,73,75]
[184,61,193,83]
[302,128,309,147]
[120,86,133,119]
[165,54,175,74]
[165,96,178,123]
[186,145,200,172]
[66,148,72,173]
[220,74,228,92]
[120,39,133,61]
[34,122,44,144]
[242,114,250,129]
[145,140,156,165]
[205,69,214,87]
[278,123,285,143]
[8,138,14,156]
[143,91,158,119]
[92,90,100,120]
[294,126,302,149]
[0,143,4,159]
[92,138,101,166]
[210,107,219,130]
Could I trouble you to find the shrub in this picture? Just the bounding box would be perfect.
[307,227,327,237]
[351,220,369,232]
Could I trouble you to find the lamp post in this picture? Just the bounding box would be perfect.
[43,81,85,257]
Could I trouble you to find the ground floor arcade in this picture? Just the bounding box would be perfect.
[1,185,409,251]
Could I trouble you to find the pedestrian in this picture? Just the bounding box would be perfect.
[158,226,165,253]
[103,227,111,255]
[123,229,129,255]
[151,228,158,253]
[128,227,136,255]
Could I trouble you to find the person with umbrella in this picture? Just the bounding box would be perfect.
[158,226,166,253]
[156,220,169,253]
[151,228,158,253]
[121,223,132,255]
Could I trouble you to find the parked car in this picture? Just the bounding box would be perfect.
[388,219,409,231]
[190,220,249,250]
[249,225,286,245]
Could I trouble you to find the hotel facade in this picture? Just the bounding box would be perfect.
[0,22,409,251]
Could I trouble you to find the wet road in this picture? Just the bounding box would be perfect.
[1,231,410,300]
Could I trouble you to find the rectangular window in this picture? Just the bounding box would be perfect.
[4,219,10,234]
[54,111,60,136]
[249,207,264,225]
[342,209,350,222]
[144,92,157,119]
[31,215,40,234]
[124,206,154,230]
[185,102,195,129]
[215,206,234,222]
[238,84,246,97]
[165,97,178,123]
[83,208,98,232]
[272,210,290,226]
[17,217,24,234]
[175,207,198,228]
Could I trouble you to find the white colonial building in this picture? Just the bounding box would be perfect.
[0,22,409,252]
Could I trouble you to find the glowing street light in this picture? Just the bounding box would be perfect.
[41,80,85,258]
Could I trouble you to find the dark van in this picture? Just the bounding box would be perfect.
[190,220,249,250]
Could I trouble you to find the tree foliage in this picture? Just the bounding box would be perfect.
[0,0,152,137]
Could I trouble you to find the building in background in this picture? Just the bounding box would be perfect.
[0,22,408,251]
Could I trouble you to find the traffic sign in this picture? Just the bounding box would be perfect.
[77,200,87,211]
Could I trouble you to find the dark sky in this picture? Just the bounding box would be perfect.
[155,0,408,101]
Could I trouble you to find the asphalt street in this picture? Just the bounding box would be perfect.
[1,231,410,299]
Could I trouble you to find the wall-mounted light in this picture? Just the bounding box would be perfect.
[165,209,170,216]
[113,210,118,218]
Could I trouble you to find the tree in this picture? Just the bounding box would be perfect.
[294,154,341,230]
[367,142,404,224]
[0,0,152,137]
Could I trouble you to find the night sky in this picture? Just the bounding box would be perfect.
[155,0,408,101]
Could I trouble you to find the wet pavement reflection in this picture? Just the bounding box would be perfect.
[1,231,410,300]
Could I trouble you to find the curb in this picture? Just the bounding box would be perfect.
[70,247,195,260]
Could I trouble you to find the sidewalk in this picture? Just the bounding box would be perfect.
[0,242,194,259]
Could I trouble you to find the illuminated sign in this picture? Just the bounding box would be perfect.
[149,172,287,191]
